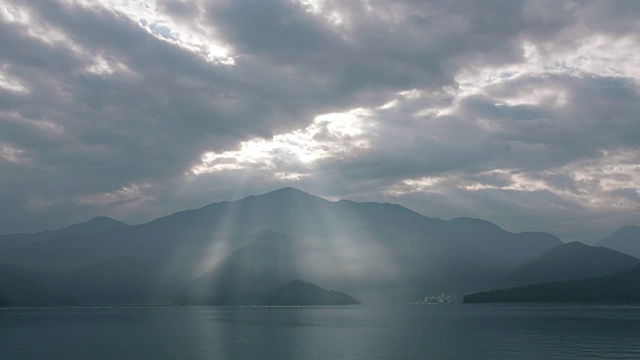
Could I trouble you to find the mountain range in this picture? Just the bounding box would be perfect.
[501,241,640,287]
[0,187,637,306]
[464,265,640,303]
[597,226,640,258]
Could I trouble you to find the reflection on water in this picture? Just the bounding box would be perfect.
[2,304,640,359]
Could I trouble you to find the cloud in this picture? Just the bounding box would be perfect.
[0,0,638,244]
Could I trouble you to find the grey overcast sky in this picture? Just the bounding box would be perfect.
[0,0,639,243]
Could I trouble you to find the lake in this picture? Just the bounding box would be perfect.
[2,304,640,359]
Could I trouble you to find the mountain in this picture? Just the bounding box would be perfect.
[187,230,306,305]
[440,218,562,264]
[0,216,128,253]
[501,242,640,287]
[187,230,393,304]
[597,225,640,258]
[0,258,161,306]
[464,265,640,303]
[0,187,563,305]
[52,216,128,235]
[263,280,360,306]
[0,264,78,306]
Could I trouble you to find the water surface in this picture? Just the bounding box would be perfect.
[2,304,640,359]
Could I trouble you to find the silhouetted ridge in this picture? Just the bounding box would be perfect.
[66,216,127,231]
[597,225,640,258]
[0,216,129,253]
[440,217,562,264]
[263,280,360,306]
[261,187,322,199]
[243,187,331,208]
[449,217,503,231]
[502,241,640,287]
[464,265,640,303]
[88,216,122,223]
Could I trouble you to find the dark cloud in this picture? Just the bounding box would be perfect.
[0,0,638,244]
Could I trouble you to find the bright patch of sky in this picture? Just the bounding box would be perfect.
[0,68,29,94]
[1,1,133,76]
[456,36,640,101]
[0,1,84,52]
[1,111,65,136]
[77,0,235,64]
[75,183,154,207]
[295,0,347,28]
[0,143,24,163]
[23,183,154,221]
[392,149,640,212]
[192,108,374,176]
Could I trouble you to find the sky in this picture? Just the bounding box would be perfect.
[0,0,638,243]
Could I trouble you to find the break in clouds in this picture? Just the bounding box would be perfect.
[0,0,639,243]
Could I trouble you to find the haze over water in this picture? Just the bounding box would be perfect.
[3,304,640,360]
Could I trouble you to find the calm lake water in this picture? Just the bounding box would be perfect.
[2,304,640,359]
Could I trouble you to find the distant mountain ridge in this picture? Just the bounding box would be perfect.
[0,187,565,305]
[501,242,640,287]
[597,225,640,258]
[263,280,360,306]
[186,230,392,304]
[0,216,128,252]
[464,265,640,303]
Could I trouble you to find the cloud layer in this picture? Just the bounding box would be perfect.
[1,0,638,242]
